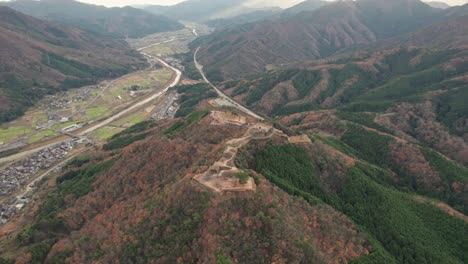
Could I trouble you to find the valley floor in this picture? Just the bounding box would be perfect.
[0,24,207,231]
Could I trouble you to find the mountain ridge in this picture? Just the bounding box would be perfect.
[193,0,450,79]
[143,0,280,22]
[1,0,184,38]
[0,1,467,263]
[0,6,146,123]
[3,105,465,263]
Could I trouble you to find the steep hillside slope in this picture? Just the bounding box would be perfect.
[193,0,446,79]
[219,43,468,163]
[381,14,468,48]
[0,7,146,123]
[2,113,375,263]
[2,0,184,38]
[2,106,465,263]
[243,135,467,264]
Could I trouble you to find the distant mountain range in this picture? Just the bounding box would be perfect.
[143,0,281,22]
[206,8,281,29]
[282,0,329,15]
[1,0,184,38]
[205,0,329,30]
[0,6,146,123]
[0,0,467,263]
[194,0,465,79]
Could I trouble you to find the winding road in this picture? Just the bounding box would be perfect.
[0,52,182,164]
[79,53,181,135]
[193,47,264,120]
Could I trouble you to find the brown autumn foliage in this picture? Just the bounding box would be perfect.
[301,141,356,194]
[279,111,347,138]
[36,115,372,263]
[376,101,468,166]
[388,141,444,193]
[257,80,298,114]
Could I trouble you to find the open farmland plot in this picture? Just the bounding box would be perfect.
[111,112,148,128]
[0,64,174,147]
[89,111,148,141]
[0,126,31,143]
[30,112,47,127]
[28,130,59,144]
[114,68,174,90]
[52,121,79,130]
[142,43,188,56]
[130,27,193,50]
[0,109,52,145]
[101,68,174,103]
[92,126,125,140]
[86,106,110,120]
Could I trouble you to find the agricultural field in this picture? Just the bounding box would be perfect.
[0,110,48,145]
[129,27,194,50]
[100,68,173,103]
[30,113,48,128]
[0,126,31,144]
[0,66,174,148]
[111,112,148,127]
[28,130,59,144]
[92,126,125,140]
[89,112,149,141]
[142,43,188,56]
[129,23,211,54]
[86,106,110,120]
[52,121,79,130]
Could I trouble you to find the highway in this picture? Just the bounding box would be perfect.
[0,141,65,165]
[193,47,264,120]
[0,46,183,222]
[79,53,181,135]
[0,52,182,164]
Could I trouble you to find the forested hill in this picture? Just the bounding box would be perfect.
[215,48,468,166]
[193,0,455,79]
[3,104,465,263]
[0,6,146,123]
[0,0,466,263]
[1,0,184,38]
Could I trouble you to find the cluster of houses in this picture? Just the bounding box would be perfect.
[0,140,77,196]
[41,85,97,110]
[0,139,84,225]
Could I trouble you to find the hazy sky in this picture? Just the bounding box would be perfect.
[0,0,467,8]
[77,0,468,7]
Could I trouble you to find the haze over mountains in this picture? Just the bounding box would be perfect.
[1,0,184,38]
[0,0,467,263]
[30,0,465,8]
[143,0,279,22]
[194,0,466,79]
[426,1,452,8]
